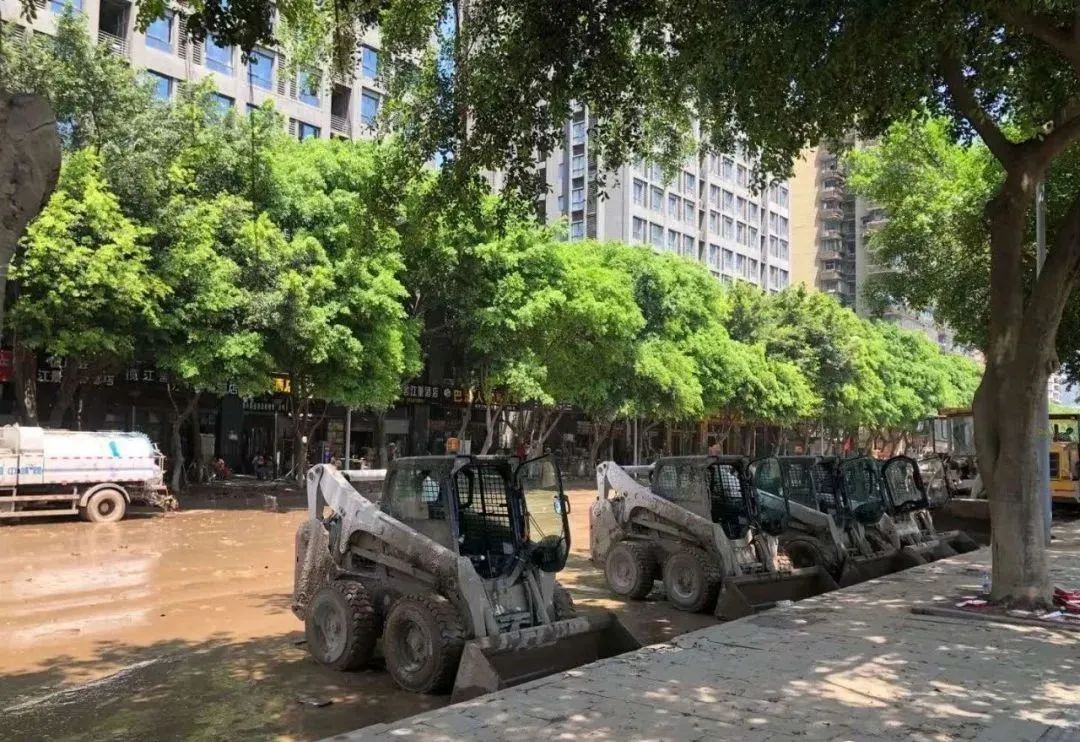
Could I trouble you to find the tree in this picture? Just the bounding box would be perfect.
[10,149,164,425]
[153,194,276,489]
[256,138,421,476]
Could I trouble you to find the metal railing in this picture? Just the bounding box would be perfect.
[98,30,130,57]
[330,114,351,135]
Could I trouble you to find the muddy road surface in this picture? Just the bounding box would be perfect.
[0,485,712,741]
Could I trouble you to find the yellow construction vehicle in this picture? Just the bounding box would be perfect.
[1049,412,1079,505]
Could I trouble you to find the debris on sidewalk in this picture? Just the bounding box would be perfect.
[296,696,333,708]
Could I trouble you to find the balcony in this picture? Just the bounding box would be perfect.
[821,183,844,200]
[818,250,842,262]
[820,201,843,220]
[98,30,130,56]
[330,114,351,136]
[864,213,888,231]
[820,227,842,240]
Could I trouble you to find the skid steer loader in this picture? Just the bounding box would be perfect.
[877,455,979,559]
[591,456,838,621]
[758,456,921,586]
[294,455,638,703]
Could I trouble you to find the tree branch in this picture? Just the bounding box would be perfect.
[993,2,1080,77]
[939,48,1015,166]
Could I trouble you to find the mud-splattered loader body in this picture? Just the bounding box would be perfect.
[294,457,637,703]
[591,456,837,620]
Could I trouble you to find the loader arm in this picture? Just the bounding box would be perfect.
[303,464,500,638]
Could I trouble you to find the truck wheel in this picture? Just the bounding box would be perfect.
[552,584,577,620]
[305,580,377,671]
[779,535,837,574]
[662,549,720,613]
[383,594,465,694]
[81,489,126,523]
[604,541,656,600]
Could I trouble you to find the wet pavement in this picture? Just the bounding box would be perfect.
[0,485,712,741]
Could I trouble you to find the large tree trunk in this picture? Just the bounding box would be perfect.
[13,341,37,424]
[974,182,1080,609]
[46,359,80,428]
[588,417,614,467]
[0,93,62,341]
[166,387,200,492]
[480,404,502,454]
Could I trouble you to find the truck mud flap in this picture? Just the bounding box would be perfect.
[449,611,640,704]
[715,567,839,620]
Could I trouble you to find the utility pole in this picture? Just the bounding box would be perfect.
[344,407,352,471]
[1036,180,1051,544]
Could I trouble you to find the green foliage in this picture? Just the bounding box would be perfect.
[12,150,164,363]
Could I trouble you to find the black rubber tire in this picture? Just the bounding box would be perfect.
[779,534,838,574]
[662,549,721,613]
[604,541,657,600]
[552,584,577,620]
[383,594,466,694]
[82,489,126,523]
[305,580,377,671]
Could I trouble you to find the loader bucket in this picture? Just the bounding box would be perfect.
[715,566,839,620]
[449,611,640,704]
[942,529,980,554]
[836,550,922,587]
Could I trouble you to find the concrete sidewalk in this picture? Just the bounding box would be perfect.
[340,539,1080,742]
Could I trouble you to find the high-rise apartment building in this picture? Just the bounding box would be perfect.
[791,145,959,351]
[2,0,384,142]
[536,110,792,291]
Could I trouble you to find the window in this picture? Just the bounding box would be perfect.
[736,254,746,275]
[361,46,379,78]
[737,196,747,220]
[572,155,586,177]
[248,49,274,91]
[722,216,734,239]
[749,259,758,280]
[749,227,759,247]
[723,249,734,271]
[770,266,779,287]
[650,223,664,247]
[633,179,646,206]
[709,244,720,268]
[571,187,585,211]
[683,235,695,256]
[780,216,789,234]
[49,0,81,12]
[213,93,234,114]
[737,164,748,187]
[722,157,734,181]
[779,185,790,208]
[297,69,320,106]
[148,71,172,100]
[632,217,646,242]
[709,210,720,234]
[558,194,566,212]
[667,229,678,251]
[684,204,694,226]
[769,235,779,257]
[769,212,779,232]
[297,121,320,140]
[146,11,173,52]
[684,171,695,194]
[709,184,720,208]
[570,221,585,240]
[668,194,679,219]
[650,186,663,211]
[571,120,586,145]
[780,269,789,286]
[723,190,734,212]
[824,260,837,271]
[361,89,380,125]
[650,163,663,182]
[749,203,758,222]
[736,222,747,246]
[207,37,233,75]
[780,240,789,260]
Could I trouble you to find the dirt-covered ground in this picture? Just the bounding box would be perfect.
[0,481,714,741]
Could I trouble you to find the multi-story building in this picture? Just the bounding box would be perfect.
[536,109,792,291]
[1048,372,1069,406]
[2,0,385,141]
[791,144,961,352]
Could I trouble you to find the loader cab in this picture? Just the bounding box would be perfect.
[917,454,954,508]
[382,455,569,580]
[652,456,765,539]
[879,456,931,514]
[816,456,888,525]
